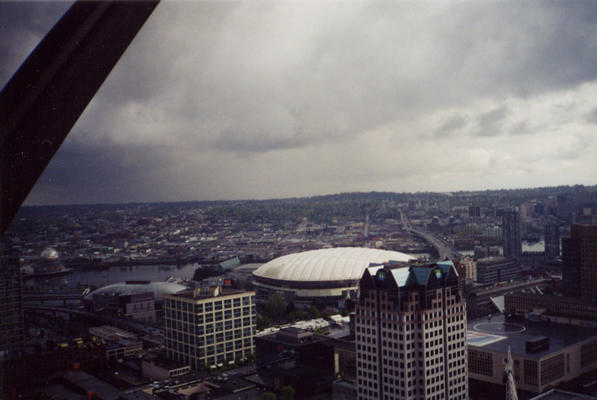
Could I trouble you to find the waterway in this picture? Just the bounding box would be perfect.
[25,263,202,290]
[26,241,546,290]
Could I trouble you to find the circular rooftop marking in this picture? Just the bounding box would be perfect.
[473,322,526,334]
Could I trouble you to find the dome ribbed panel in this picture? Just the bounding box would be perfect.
[253,247,413,282]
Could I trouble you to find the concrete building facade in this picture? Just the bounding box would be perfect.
[163,286,256,370]
[475,257,520,285]
[354,261,468,400]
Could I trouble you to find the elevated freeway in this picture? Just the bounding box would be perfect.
[399,211,462,261]
[25,305,161,336]
[24,291,85,305]
[23,288,88,305]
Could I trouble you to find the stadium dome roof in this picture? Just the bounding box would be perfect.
[253,247,413,283]
[87,281,187,301]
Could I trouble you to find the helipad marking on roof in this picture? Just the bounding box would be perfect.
[467,331,507,347]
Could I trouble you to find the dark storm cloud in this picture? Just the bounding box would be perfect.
[434,1,597,97]
[476,106,509,137]
[0,1,72,87]
[2,0,597,204]
[29,138,167,204]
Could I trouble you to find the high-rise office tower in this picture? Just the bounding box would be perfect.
[562,224,597,301]
[544,223,560,260]
[502,210,522,259]
[163,284,256,370]
[355,261,468,400]
[0,255,25,357]
[557,194,572,223]
[1,253,25,398]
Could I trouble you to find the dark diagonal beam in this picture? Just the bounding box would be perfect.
[0,0,159,236]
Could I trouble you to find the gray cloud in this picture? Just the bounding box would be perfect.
[0,1,72,87]
[2,1,597,204]
[510,120,530,136]
[477,106,509,137]
[585,107,597,124]
[434,114,468,138]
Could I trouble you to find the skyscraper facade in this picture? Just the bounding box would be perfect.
[502,210,522,259]
[1,254,25,398]
[544,223,560,260]
[0,255,24,357]
[562,224,597,301]
[355,261,468,400]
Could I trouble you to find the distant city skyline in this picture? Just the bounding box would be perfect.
[2,1,597,205]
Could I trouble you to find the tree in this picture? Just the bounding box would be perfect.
[257,314,271,330]
[262,392,277,400]
[264,294,287,320]
[280,386,296,400]
[285,301,296,314]
[308,304,320,319]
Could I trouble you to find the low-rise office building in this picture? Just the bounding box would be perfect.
[142,355,191,380]
[505,292,597,324]
[163,285,256,370]
[467,314,597,394]
[89,325,143,360]
[476,257,520,284]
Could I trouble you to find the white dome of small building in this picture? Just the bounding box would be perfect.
[252,247,413,305]
[86,281,188,301]
[40,247,59,260]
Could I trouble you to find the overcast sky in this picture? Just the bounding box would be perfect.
[2,1,597,205]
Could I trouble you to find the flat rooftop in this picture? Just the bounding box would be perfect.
[171,288,253,299]
[467,314,597,360]
[144,355,189,370]
[530,389,597,400]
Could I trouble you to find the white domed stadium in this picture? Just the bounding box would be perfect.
[252,247,413,304]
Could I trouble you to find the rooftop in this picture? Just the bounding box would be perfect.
[87,281,187,301]
[530,389,597,400]
[168,288,252,300]
[253,247,413,283]
[467,314,597,360]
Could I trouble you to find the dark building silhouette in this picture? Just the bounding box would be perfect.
[0,256,24,357]
[256,327,348,398]
[502,210,522,260]
[0,253,25,399]
[469,205,481,218]
[544,223,560,260]
[562,224,597,301]
[557,194,572,224]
